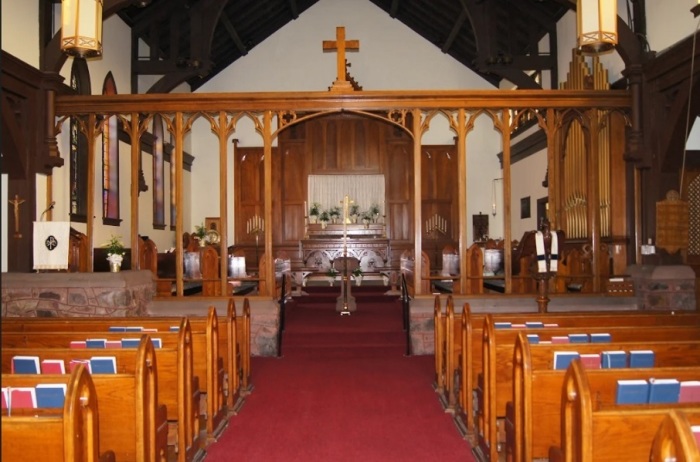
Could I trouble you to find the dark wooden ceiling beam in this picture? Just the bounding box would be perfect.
[288,0,300,18]
[390,0,401,18]
[441,9,468,54]
[221,13,248,56]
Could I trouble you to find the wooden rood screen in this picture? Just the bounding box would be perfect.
[54,83,631,297]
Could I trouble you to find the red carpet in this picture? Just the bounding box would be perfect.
[204,287,475,461]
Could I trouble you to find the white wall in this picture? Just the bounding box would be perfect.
[192,0,501,245]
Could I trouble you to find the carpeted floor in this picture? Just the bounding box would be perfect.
[204,286,475,461]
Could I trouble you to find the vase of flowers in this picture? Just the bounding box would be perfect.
[104,235,125,272]
[309,202,321,224]
[349,204,360,223]
[193,223,208,247]
[352,267,363,286]
[319,211,330,229]
[329,206,341,224]
[326,268,338,286]
[369,203,381,223]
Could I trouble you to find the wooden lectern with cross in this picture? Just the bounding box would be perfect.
[323,26,360,92]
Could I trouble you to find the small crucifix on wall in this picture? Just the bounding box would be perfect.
[323,26,359,92]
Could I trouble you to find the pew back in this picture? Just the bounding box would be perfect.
[649,410,700,462]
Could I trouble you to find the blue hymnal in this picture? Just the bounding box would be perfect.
[108,326,127,332]
[12,356,40,374]
[121,338,140,348]
[526,334,540,344]
[525,321,544,328]
[553,351,580,370]
[85,338,107,349]
[616,379,650,404]
[602,350,627,368]
[590,333,612,343]
[568,333,589,344]
[629,350,655,368]
[151,338,162,348]
[648,379,681,404]
[35,384,67,408]
[169,326,180,332]
[90,356,117,374]
[494,322,512,329]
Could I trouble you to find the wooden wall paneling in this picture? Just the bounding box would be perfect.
[385,140,414,243]
[609,112,630,274]
[235,146,264,247]
[279,141,307,244]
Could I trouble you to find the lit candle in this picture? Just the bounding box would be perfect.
[304,201,307,216]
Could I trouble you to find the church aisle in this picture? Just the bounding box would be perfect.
[204,289,475,461]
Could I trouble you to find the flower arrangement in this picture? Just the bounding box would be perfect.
[326,267,339,278]
[369,203,381,216]
[319,211,330,223]
[352,267,363,277]
[349,204,360,217]
[309,202,321,217]
[103,235,125,257]
[193,223,207,241]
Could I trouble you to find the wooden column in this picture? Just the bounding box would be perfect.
[412,109,424,295]
[85,113,97,272]
[501,109,513,294]
[546,108,559,228]
[263,111,274,297]
[174,112,185,296]
[129,113,141,270]
[456,109,468,295]
[586,109,601,292]
[214,111,231,296]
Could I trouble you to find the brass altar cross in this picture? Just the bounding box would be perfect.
[323,26,359,91]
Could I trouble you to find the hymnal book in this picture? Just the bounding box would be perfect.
[169,326,180,332]
[69,359,91,374]
[105,340,122,349]
[525,321,544,328]
[125,326,144,332]
[692,426,700,447]
[615,379,649,404]
[511,323,526,328]
[1,388,8,409]
[544,323,559,328]
[9,387,37,409]
[526,334,540,344]
[152,338,162,348]
[629,350,655,368]
[69,340,87,349]
[568,333,589,344]
[579,353,602,369]
[647,378,680,404]
[121,338,141,348]
[142,328,158,333]
[553,351,579,370]
[12,355,40,374]
[108,326,127,332]
[90,356,117,374]
[679,381,700,403]
[551,336,570,344]
[590,333,612,343]
[36,384,67,409]
[494,322,512,329]
[40,359,66,374]
[85,338,107,349]
[602,350,628,368]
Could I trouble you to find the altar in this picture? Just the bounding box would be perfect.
[300,223,390,273]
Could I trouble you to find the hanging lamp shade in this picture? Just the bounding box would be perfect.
[577,0,617,53]
[61,0,103,57]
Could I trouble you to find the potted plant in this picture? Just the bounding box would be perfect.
[103,235,125,272]
[352,267,363,286]
[361,212,371,228]
[349,204,360,223]
[193,223,208,246]
[309,202,321,223]
[319,211,330,229]
[369,203,381,223]
[326,267,338,286]
[329,206,341,224]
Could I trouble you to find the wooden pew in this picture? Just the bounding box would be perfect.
[477,316,700,462]
[2,336,167,462]
[1,364,116,462]
[509,333,700,462]
[451,309,700,444]
[1,309,227,444]
[1,318,203,462]
[549,359,700,462]
[649,410,700,462]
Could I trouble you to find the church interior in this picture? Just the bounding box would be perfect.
[2,0,700,461]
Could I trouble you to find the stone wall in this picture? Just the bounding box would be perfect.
[1,270,155,317]
[627,265,697,310]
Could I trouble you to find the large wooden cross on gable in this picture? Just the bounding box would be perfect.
[323,26,360,92]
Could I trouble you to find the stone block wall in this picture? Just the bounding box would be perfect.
[627,265,697,310]
[2,270,155,317]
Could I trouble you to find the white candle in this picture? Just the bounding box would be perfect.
[304,201,307,216]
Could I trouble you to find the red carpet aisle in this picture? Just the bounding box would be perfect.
[205,286,475,461]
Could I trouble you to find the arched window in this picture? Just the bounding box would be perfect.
[69,58,90,222]
[152,114,165,227]
[101,72,120,224]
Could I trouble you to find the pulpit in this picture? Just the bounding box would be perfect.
[301,223,390,272]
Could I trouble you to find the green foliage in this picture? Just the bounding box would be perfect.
[103,235,125,256]
[319,211,330,222]
[309,202,321,216]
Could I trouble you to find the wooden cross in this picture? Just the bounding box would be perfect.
[323,26,359,91]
